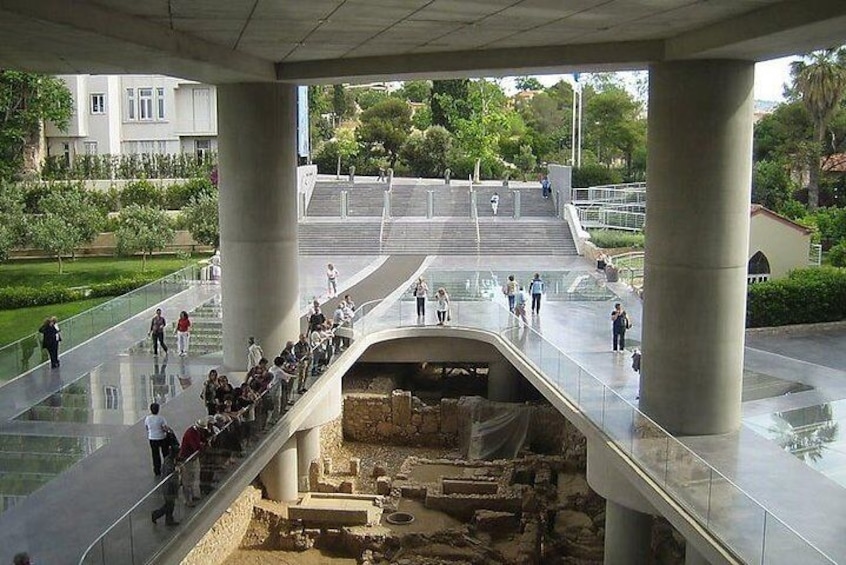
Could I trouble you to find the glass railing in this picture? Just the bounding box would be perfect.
[354,298,837,565]
[78,331,344,565]
[0,264,201,384]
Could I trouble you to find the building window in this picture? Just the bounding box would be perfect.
[104,386,120,410]
[84,141,98,155]
[747,251,771,284]
[157,87,165,120]
[195,139,211,164]
[90,94,105,114]
[126,88,135,120]
[139,88,153,120]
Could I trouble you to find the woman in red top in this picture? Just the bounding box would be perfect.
[176,311,191,356]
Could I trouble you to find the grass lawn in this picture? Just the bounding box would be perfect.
[0,297,112,346]
[0,255,209,289]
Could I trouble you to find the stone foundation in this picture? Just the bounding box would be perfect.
[180,485,262,565]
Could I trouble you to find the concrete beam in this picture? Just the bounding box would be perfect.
[0,0,275,83]
[276,40,662,84]
[665,0,846,61]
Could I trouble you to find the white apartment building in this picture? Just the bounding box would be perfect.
[45,74,218,164]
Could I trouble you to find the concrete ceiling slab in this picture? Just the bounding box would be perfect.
[0,0,845,83]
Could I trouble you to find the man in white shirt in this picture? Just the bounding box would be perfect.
[144,402,170,476]
[269,356,290,413]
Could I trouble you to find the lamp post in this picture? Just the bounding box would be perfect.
[571,73,583,168]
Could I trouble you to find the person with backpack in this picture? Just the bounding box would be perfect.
[611,303,630,353]
[529,273,544,315]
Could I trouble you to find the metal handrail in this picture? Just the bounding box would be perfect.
[354,296,837,564]
[77,385,263,564]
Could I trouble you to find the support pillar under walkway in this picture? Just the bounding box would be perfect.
[487,358,521,402]
[640,59,754,435]
[260,435,298,502]
[218,83,300,369]
[297,427,321,491]
[604,500,653,565]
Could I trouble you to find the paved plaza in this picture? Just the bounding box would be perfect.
[0,254,844,563]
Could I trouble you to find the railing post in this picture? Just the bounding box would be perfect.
[427,190,435,219]
[340,190,348,219]
[470,191,478,219]
[383,190,391,218]
[512,190,521,219]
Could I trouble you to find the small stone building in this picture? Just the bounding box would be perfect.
[748,205,813,283]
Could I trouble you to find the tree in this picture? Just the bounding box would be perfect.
[115,204,175,270]
[357,98,412,168]
[752,159,798,213]
[400,126,453,177]
[431,79,471,131]
[0,180,26,261]
[583,85,646,175]
[181,192,219,249]
[0,71,73,180]
[28,189,104,271]
[791,48,846,210]
[515,77,543,91]
[514,144,537,180]
[397,80,432,103]
[354,88,390,111]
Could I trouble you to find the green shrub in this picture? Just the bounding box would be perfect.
[588,229,644,249]
[0,285,81,309]
[87,276,157,298]
[828,242,846,267]
[120,180,163,208]
[164,178,215,209]
[572,164,624,188]
[747,267,846,327]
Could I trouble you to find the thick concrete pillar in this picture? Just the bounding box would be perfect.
[640,60,754,435]
[260,435,298,502]
[296,427,321,491]
[487,358,521,402]
[604,499,652,565]
[218,83,299,368]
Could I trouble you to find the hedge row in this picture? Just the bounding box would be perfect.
[0,276,158,310]
[747,267,846,327]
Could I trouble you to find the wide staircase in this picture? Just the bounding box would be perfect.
[300,179,574,255]
[305,181,557,218]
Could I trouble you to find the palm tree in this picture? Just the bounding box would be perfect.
[790,48,846,211]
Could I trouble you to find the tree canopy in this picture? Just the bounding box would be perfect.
[357,98,412,168]
[0,71,73,180]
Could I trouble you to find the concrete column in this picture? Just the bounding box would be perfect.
[604,499,652,565]
[640,60,754,435]
[260,435,298,502]
[513,190,521,219]
[487,358,521,402]
[297,427,321,491]
[218,83,299,368]
[341,190,349,218]
[427,190,435,218]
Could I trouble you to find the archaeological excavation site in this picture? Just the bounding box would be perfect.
[181,348,688,565]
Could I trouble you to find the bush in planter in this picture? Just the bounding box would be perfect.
[0,285,81,309]
[164,178,215,210]
[88,276,158,298]
[120,180,163,208]
[746,267,846,327]
[588,229,644,249]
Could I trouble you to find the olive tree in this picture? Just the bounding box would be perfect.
[115,204,175,270]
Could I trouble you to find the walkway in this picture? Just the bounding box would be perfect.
[1,254,844,563]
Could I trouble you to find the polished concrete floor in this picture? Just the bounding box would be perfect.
[0,254,844,564]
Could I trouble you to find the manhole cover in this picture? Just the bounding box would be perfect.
[386,511,415,525]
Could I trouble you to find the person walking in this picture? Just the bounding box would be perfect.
[541,175,550,199]
[38,316,60,368]
[435,288,450,326]
[326,263,340,297]
[176,311,191,356]
[514,286,529,326]
[149,308,168,356]
[503,275,518,312]
[151,446,180,526]
[145,402,171,476]
[529,273,544,315]
[307,300,325,333]
[490,192,500,216]
[611,303,630,353]
[413,277,429,320]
